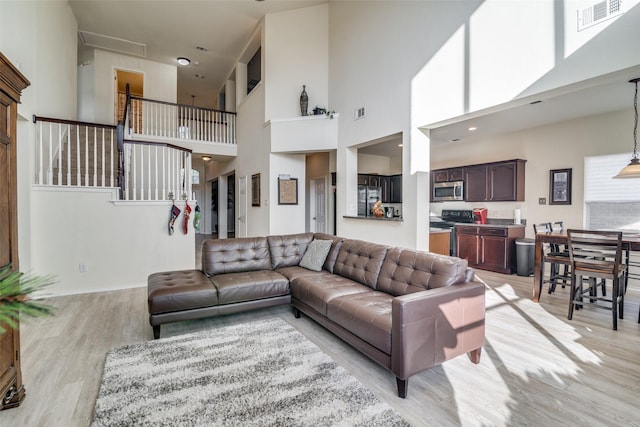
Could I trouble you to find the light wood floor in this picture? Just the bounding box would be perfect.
[2,270,639,426]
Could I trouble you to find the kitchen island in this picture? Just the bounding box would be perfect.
[456,223,525,274]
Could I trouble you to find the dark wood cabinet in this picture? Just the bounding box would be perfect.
[390,174,402,203]
[463,165,488,202]
[435,159,526,203]
[0,53,30,411]
[456,224,524,274]
[432,167,463,183]
[359,174,402,203]
[487,160,525,201]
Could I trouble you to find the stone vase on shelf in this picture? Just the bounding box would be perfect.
[300,85,308,116]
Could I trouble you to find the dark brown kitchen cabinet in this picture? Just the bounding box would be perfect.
[0,53,30,411]
[456,224,524,274]
[390,174,402,203]
[458,159,525,202]
[380,176,390,202]
[432,167,463,183]
[463,165,488,202]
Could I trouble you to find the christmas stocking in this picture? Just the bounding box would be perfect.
[169,204,181,235]
[193,204,201,231]
[183,203,192,234]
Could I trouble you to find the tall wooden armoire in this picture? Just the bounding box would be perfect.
[0,52,30,410]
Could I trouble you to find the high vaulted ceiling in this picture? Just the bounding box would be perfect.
[69,0,326,109]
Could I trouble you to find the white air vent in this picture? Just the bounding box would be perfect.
[577,0,624,31]
[354,107,365,120]
[78,31,147,57]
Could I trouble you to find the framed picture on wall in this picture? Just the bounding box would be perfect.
[251,173,260,206]
[278,177,298,205]
[549,168,572,205]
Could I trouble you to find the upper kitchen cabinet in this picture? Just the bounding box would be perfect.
[432,167,463,183]
[390,174,402,203]
[488,160,526,201]
[457,159,526,202]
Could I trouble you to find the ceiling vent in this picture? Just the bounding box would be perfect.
[577,0,624,31]
[78,30,147,58]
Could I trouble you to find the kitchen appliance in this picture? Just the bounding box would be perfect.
[384,207,394,218]
[429,209,474,256]
[473,208,488,224]
[358,186,383,217]
[432,180,464,202]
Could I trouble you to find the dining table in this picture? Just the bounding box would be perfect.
[532,230,640,302]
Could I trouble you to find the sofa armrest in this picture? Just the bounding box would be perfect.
[391,281,485,379]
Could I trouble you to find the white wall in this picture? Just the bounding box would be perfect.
[269,153,306,235]
[264,4,329,120]
[430,108,632,238]
[90,50,177,124]
[329,0,640,250]
[31,188,195,296]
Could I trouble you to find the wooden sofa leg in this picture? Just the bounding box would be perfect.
[153,325,161,340]
[293,307,301,319]
[468,347,482,364]
[396,378,408,398]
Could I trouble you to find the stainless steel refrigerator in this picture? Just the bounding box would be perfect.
[358,186,382,217]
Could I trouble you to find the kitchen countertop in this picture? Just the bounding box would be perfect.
[455,223,525,228]
[429,229,451,234]
[343,215,403,222]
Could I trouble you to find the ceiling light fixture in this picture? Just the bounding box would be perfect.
[177,57,190,66]
[468,126,477,131]
[201,156,212,161]
[613,78,640,179]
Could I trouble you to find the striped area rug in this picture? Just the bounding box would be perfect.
[91,317,409,426]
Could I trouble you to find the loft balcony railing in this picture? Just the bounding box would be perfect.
[121,92,236,146]
[33,116,192,202]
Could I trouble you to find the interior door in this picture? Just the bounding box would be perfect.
[238,176,247,238]
[310,178,326,233]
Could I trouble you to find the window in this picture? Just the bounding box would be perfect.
[584,153,640,230]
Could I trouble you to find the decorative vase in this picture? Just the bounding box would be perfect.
[300,85,308,116]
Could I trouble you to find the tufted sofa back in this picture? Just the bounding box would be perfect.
[202,237,271,276]
[377,248,470,296]
[332,239,389,289]
[267,233,314,269]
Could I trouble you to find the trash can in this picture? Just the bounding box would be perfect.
[515,238,535,277]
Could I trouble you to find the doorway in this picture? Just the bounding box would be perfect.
[309,177,327,233]
[227,173,235,238]
[115,69,143,125]
[211,179,218,236]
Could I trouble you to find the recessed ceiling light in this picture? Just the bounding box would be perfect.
[201,156,212,161]
[177,57,190,66]
[467,126,477,131]
[398,143,403,147]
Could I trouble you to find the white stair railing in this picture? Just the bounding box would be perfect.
[123,95,236,145]
[121,141,192,202]
[33,116,117,187]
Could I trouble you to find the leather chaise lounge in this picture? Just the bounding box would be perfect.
[148,232,485,398]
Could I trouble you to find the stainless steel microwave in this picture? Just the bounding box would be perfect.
[433,180,464,201]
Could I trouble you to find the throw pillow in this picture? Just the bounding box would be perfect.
[299,239,333,271]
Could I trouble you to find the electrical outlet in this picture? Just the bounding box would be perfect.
[538,197,546,205]
[79,263,88,273]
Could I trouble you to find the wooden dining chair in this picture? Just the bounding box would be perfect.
[567,229,627,330]
[533,222,571,293]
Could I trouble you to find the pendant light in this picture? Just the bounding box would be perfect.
[613,78,640,178]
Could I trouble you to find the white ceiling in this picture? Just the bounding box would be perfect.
[69,0,326,108]
[69,1,640,146]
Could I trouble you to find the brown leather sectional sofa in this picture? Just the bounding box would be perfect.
[147,232,485,398]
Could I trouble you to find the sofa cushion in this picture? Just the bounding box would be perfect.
[299,239,333,271]
[268,233,314,269]
[209,270,289,305]
[290,273,371,316]
[327,291,393,354]
[314,233,344,273]
[377,248,469,296]
[202,237,271,276]
[275,265,324,282]
[148,270,217,314]
[332,239,389,289]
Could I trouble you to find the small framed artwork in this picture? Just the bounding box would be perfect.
[251,173,260,207]
[278,177,298,205]
[549,168,572,205]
